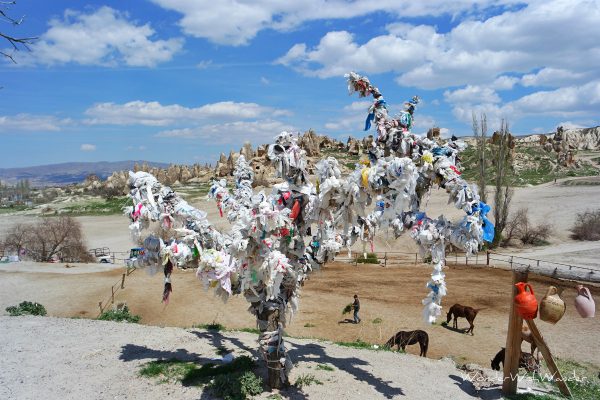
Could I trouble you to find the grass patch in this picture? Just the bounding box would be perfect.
[316,364,335,371]
[303,323,316,328]
[334,338,389,351]
[139,359,196,383]
[61,196,130,216]
[97,305,141,323]
[193,322,225,331]
[356,252,379,264]
[236,327,261,334]
[5,301,47,316]
[0,205,32,214]
[372,317,383,324]
[139,355,263,399]
[294,373,322,388]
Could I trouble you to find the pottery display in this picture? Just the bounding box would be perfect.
[514,282,538,320]
[539,286,566,324]
[574,285,595,318]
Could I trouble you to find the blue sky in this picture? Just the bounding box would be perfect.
[1,0,599,168]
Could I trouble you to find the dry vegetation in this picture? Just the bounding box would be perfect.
[570,209,600,241]
[2,216,93,262]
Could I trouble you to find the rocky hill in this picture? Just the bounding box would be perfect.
[0,161,169,187]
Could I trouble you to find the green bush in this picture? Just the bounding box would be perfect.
[356,252,379,264]
[5,301,47,316]
[209,370,263,400]
[98,305,141,323]
[294,373,322,388]
[194,322,225,331]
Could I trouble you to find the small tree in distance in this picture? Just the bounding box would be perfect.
[3,216,93,262]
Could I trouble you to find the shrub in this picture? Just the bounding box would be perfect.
[502,208,553,246]
[194,322,225,331]
[356,252,379,264]
[98,305,141,323]
[294,373,322,388]
[5,301,47,316]
[209,370,263,400]
[570,209,600,241]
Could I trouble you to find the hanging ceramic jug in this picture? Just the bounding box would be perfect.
[514,282,538,320]
[539,286,566,324]
[574,285,595,318]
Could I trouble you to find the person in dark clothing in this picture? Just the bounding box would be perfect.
[353,294,361,323]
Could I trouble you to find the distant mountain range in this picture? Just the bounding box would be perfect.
[0,161,170,187]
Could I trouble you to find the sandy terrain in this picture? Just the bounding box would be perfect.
[0,315,553,400]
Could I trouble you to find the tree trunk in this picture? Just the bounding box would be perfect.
[256,302,288,389]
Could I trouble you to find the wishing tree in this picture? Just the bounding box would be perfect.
[124,72,493,388]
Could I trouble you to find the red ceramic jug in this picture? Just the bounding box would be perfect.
[515,282,538,320]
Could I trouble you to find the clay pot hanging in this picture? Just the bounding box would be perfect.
[514,282,538,320]
[574,285,595,318]
[539,286,566,324]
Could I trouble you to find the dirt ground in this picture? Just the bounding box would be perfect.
[2,261,598,370]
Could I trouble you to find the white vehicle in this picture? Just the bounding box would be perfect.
[89,247,113,264]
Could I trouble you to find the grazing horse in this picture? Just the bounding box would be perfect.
[384,330,429,357]
[491,348,540,373]
[446,304,484,335]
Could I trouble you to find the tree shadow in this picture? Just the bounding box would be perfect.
[119,343,207,363]
[284,341,404,399]
[191,329,257,356]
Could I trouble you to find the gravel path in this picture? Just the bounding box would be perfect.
[0,316,551,400]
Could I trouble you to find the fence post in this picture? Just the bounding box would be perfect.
[98,301,103,314]
[121,273,126,289]
[384,252,387,267]
[111,286,115,304]
[486,251,490,266]
[502,270,528,396]
[414,253,418,265]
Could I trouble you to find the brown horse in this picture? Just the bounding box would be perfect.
[491,348,540,373]
[446,304,484,335]
[384,330,429,357]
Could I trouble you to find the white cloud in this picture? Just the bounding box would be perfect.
[556,121,588,130]
[260,76,270,85]
[521,68,587,87]
[14,7,183,67]
[156,119,296,143]
[444,85,501,104]
[278,1,600,89]
[0,114,73,132]
[80,144,96,151]
[450,80,600,127]
[84,100,291,126]
[150,0,522,46]
[196,60,212,69]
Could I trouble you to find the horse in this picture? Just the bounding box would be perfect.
[446,304,484,335]
[384,330,429,357]
[491,347,540,373]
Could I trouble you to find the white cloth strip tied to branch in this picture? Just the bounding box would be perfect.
[344,71,494,323]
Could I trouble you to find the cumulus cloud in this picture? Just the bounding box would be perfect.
[0,114,73,132]
[150,0,521,46]
[84,100,291,126]
[278,1,600,89]
[444,85,501,104]
[12,7,183,67]
[156,119,296,143]
[80,144,96,151]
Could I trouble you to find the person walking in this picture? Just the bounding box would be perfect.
[352,294,361,323]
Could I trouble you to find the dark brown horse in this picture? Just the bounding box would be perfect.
[446,304,484,335]
[491,348,540,373]
[384,330,429,357]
